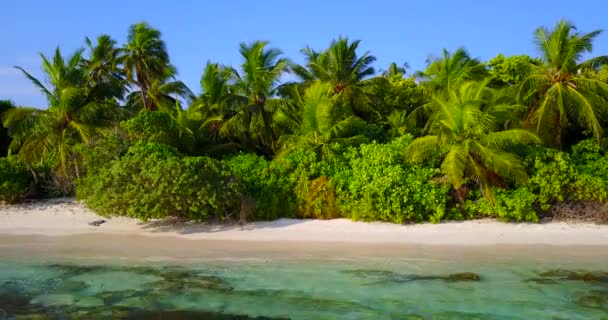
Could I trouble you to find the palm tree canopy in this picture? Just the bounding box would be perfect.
[417,48,487,94]
[292,37,376,93]
[278,81,367,161]
[406,81,540,200]
[519,19,608,146]
[233,41,289,104]
[122,22,169,84]
[83,34,127,99]
[122,22,173,111]
[5,47,118,170]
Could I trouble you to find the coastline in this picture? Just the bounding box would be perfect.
[1,198,608,264]
[1,198,608,247]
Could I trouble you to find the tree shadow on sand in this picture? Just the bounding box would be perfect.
[138,218,307,235]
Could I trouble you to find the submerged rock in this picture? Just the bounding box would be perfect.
[74,296,105,308]
[96,289,143,305]
[123,310,289,320]
[343,269,481,283]
[31,293,76,307]
[0,291,31,315]
[445,272,481,282]
[574,291,608,309]
[539,269,577,278]
[146,268,234,293]
[524,278,559,285]
[341,269,397,278]
[56,280,88,293]
[534,269,608,283]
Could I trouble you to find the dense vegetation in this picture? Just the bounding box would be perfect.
[3,20,608,223]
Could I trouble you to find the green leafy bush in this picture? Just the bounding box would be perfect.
[525,147,574,210]
[121,111,194,153]
[73,128,131,177]
[224,153,296,220]
[334,136,451,223]
[465,187,538,222]
[525,140,608,211]
[0,156,31,203]
[278,148,344,219]
[225,149,343,220]
[569,139,608,202]
[77,142,241,221]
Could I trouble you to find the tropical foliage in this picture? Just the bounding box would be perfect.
[406,81,540,201]
[3,19,608,223]
[518,20,608,147]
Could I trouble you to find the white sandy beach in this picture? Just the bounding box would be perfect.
[1,198,608,246]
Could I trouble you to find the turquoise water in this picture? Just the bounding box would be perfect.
[1,254,608,319]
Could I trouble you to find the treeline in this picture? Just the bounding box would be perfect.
[2,19,608,223]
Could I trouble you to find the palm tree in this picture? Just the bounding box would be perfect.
[126,66,194,113]
[518,20,608,147]
[278,81,367,161]
[410,48,487,132]
[231,41,289,154]
[417,48,487,95]
[406,81,539,201]
[3,47,118,175]
[292,38,376,118]
[173,62,244,151]
[293,37,376,93]
[83,35,127,99]
[0,100,14,156]
[382,62,409,77]
[122,22,171,111]
[192,62,237,116]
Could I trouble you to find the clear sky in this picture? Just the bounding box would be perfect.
[1,0,607,107]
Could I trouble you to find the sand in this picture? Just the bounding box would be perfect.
[1,198,608,246]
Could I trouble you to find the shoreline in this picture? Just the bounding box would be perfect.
[1,198,608,246]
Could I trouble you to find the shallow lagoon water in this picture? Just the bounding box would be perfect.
[2,251,608,320]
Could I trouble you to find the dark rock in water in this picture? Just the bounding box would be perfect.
[188,275,233,291]
[568,272,608,282]
[145,267,234,293]
[48,263,111,276]
[341,269,398,278]
[96,289,143,305]
[161,269,195,281]
[343,269,480,283]
[431,311,497,319]
[574,291,608,309]
[397,315,426,320]
[540,269,578,278]
[445,272,481,282]
[48,263,159,278]
[56,280,88,293]
[525,278,559,285]
[536,269,608,283]
[0,291,31,316]
[124,310,289,320]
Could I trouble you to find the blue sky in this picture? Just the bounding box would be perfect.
[1,0,607,107]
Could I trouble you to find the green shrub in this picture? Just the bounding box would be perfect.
[525,140,608,210]
[73,128,131,177]
[77,142,241,221]
[525,147,574,210]
[28,152,76,197]
[569,139,608,202]
[224,153,296,220]
[0,156,31,203]
[465,187,538,222]
[334,136,451,223]
[225,149,344,220]
[278,148,344,219]
[121,111,194,153]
